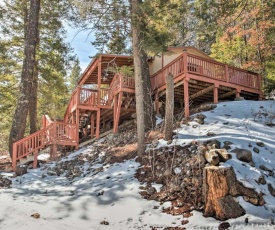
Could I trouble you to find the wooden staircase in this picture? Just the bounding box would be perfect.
[12,115,77,171]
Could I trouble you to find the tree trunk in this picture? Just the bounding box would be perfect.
[9,0,41,157]
[131,0,155,156]
[164,73,174,140]
[203,165,265,220]
[29,61,38,134]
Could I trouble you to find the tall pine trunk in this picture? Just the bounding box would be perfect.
[131,0,155,156]
[9,0,41,157]
[29,61,38,134]
[164,73,174,140]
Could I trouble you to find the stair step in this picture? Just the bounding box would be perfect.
[19,155,34,165]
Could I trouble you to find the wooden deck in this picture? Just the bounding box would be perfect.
[12,49,262,171]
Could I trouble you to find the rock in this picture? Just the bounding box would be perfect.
[194,114,206,124]
[259,165,273,172]
[222,144,231,150]
[235,97,244,101]
[47,170,57,176]
[257,175,266,185]
[256,142,265,147]
[216,149,232,162]
[207,132,216,137]
[232,148,252,163]
[147,187,156,195]
[268,184,275,197]
[249,161,255,167]
[253,147,260,153]
[41,174,47,178]
[100,220,109,225]
[223,141,233,145]
[0,176,12,188]
[249,197,259,206]
[97,190,104,196]
[15,165,28,176]
[218,222,230,230]
[151,139,159,148]
[167,140,172,145]
[31,213,40,219]
[169,183,181,193]
[204,149,219,166]
[204,140,221,149]
[163,169,171,177]
[181,220,189,225]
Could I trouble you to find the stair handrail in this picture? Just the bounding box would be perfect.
[64,88,79,122]
[12,124,52,171]
[109,73,121,98]
[12,120,78,171]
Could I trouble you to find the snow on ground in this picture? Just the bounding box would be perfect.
[1,100,275,229]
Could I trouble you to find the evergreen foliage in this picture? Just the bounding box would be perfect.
[0,0,76,152]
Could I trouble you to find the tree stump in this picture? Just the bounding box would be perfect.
[203,165,264,220]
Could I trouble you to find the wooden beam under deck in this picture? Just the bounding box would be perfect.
[190,85,215,100]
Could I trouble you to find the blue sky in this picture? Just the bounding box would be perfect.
[65,26,98,72]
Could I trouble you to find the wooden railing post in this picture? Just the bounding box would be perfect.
[76,109,79,146]
[225,64,229,82]
[12,143,17,171]
[76,87,80,106]
[120,74,123,89]
[98,89,101,105]
[184,78,190,117]
[33,149,38,169]
[183,49,188,75]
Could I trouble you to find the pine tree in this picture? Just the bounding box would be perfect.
[0,0,76,154]
[9,0,41,156]
[68,57,81,92]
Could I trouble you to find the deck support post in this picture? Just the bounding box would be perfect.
[214,85,219,104]
[33,149,38,169]
[96,109,100,139]
[113,93,118,133]
[91,113,95,139]
[114,92,123,133]
[154,93,160,115]
[76,109,79,150]
[97,57,102,105]
[12,143,17,172]
[184,78,190,117]
[50,144,57,160]
[236,88,241,98]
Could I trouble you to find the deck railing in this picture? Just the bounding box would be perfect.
[99,88,111,106]
[187,54,226,81]
[151,54,184,90]
[228,66,260,89]
[48,121,77,143]
[80,88,97,106]
[122,76,135,89]
[150,53,261,91]
[109,73,121,97]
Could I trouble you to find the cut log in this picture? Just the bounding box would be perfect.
[203,165,264,220]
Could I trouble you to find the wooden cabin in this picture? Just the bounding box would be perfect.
[12,47,263,171]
